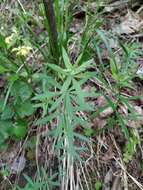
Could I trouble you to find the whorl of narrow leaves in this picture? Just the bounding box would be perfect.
[43,0,59,60]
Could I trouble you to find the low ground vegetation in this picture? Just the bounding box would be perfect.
[0,0,143,189]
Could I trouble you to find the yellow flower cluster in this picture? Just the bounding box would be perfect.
[5,35,13,45]
[12,46,32,57]
[5,28,18,45]
[5,28,32,57]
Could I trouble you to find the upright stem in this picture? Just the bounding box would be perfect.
[43,0,59,61]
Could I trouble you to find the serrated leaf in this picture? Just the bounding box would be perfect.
[32,73,61,89]
[61,76,72,93]
[74,132,89,142]
[65,92,73,119]
[62,47,72,69]
[72,78,84,104]
[49,94,64,112]
[32,91,60,101]
[74,59,93,75]
[35,111,59,125]
[47,63,66,75]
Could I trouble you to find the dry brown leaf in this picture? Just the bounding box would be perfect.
[100,107,114,118]
[10,156,26,174]
[118,104,128,116]
[102,168,113,190]
[102,147,114,161]
[112,176,121,190]
[97,96,107,107]
[104,0,128,13]
[93,117,107,128]
[134,106,143,115]
[114,10,143,34]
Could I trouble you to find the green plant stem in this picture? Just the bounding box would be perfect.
[20,57,31,76]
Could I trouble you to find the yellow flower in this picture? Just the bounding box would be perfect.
[5,35,14,45]
[12,46,32,57]
[5,28,19,46]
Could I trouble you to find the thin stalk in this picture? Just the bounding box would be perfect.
[43,0,59,62]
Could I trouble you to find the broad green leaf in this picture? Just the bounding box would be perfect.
[13,120,27,138]
[0,65,7,74]
[11,81,32,101]
[8,74,19,82]
[1,106,13,120]
[0,120,13,144]
[0,52,17,71]
[95,181,102,190]
[15,100,35,118]
[0,120,13,129]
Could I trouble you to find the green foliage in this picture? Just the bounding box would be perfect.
[95,181,102,190]
[13,120,28,139]
[0,120,13,148]
[34,48,96,158]
[0,1,142,189]
[0,78,34,144]
[91,29,142,139]
[123,131,138,163]
[1,165,10,179]
[11,81,32,101]
[17,168,59,190]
